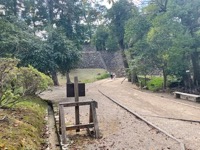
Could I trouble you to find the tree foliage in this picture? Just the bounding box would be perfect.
[123,0,200,91]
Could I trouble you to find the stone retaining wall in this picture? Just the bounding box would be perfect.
[78,45,125,77]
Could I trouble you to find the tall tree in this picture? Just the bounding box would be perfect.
[107,0,136,68]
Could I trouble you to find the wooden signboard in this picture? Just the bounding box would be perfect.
[67,83,85,97]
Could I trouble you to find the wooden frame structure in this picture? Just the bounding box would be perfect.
[59,101,100,144]
[59,76,100,144]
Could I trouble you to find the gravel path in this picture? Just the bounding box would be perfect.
[40,78,200,150]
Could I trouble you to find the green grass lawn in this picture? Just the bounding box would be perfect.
[58,68,109,85]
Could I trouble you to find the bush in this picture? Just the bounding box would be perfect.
[147,77,163,92]
[17,66,53,95]
[96,72,110,80]
[0,58,53,108]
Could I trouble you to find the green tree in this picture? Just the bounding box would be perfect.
[107,0,136,68]
[168,0,200,87]
[92,25,109,51]
[47,27,81,84]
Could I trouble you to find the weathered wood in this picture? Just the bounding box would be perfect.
[74,76,79,102]
[59,105,67,144]
[91,102,100,138]
[59,101,98,108]
[89,104,93,123]
[59,100,99,139]
[74,76,80,132]
[174,91,200,102]
[66,123,94,130]
[58,108,61,134]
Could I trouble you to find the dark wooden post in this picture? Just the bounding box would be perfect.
[74,76,80,132]
[89,104,93,123]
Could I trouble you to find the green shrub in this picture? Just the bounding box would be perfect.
[0,58,53,108]
[147,77,163,92]
[18,65,53,95]
[96,72,110,80]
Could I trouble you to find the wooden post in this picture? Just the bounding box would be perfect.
[89,104,93,123]
[91,102,100,138]
[59,108,61,134]
[74,76,80,132]
[59,105,67,144]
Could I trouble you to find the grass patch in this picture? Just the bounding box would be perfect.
[0,96,48,150]
[147,77,163,92]
[58,69,109,84]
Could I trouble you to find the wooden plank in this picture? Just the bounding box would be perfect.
[74,76,80,132]
[59,101,98,108]
[66,123,94,130]
[91,102,100,138]
[74,76,79,102]
[59,105,67,144]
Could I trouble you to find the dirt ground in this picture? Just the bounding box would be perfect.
[40,78,200,150]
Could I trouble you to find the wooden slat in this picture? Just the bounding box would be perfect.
[59,105,67,144]
[59,101,98,108]
[74,76,80,132]
[74,76,79,102]
[66,123,94,130]
[91,102,100,138]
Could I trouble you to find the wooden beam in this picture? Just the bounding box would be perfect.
[59,101,98,108]
[66,123,94,130]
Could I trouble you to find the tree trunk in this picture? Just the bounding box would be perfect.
[120,49,129,69]
[66,71,72,84]
[51,71,59,86]
[163,68,167,90]
[131,70,138,84]
[191,51,200,87]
